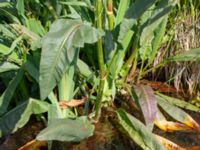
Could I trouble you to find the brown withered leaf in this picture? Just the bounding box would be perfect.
[59,97,88,109]
[18,140,47,150]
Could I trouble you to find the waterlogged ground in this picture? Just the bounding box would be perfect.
[0,111,200,150]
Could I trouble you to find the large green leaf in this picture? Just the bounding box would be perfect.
[118,0,156,43]
[139,0,178,61]
[116,109,165,150]
[37,116,94,141]
[39,19,104,100]
[0,68,24,115]
[0,98,49,137]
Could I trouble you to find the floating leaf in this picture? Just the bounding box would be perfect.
[39,19,104,100]
[133,85,158,129]
[116,109,165,150]
[156,95,200,133]
[37,116,94,141]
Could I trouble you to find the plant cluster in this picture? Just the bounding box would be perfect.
[0,0,200,149]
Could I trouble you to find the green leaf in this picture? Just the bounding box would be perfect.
[168,48,200,62]
[0,61,19,73]
[148,17,168,65]
[118,0,156,43]
[11,24,40,41]
[37,116,94,141]
[39,19,104,100]
[0,24,15,38]
[16,0,24,15]
[0,98,49,137]
[77,59,93,77]
[133,85,158,129]
[156,95,200,132]
[115,0,130,27]
[25,18,46,36]
[0,69,24,115]
[0,7,20,24]
[157,93,200,113]
[0,44,20,64]
[24,59,39,82]
[139,0,177,61]
[116,109,165,150]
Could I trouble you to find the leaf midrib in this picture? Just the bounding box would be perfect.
[42,23,82,91]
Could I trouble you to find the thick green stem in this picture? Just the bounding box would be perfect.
[94,0,106,120]
[107,0,114,31]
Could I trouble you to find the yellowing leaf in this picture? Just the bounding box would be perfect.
[156,135,186,150]
[156,95,200,133]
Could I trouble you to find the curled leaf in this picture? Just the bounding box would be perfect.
[59,97,87,108]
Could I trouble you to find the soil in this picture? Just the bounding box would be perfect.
[0,110,200,150]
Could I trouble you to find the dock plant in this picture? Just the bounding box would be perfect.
[0,0,200,149]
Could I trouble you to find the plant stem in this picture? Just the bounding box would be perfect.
[121,27,140,81]
[58,72,68,101]
[107,0,114,31]
[94,0,106,121]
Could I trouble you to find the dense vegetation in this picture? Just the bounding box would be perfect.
[0,0,200,149]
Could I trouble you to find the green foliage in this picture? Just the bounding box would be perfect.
[0,0,199,149]
[157,93,200,113]
[132,85,158,130]
[169,48,200,62]
[0,98,49,137]
[36,116,94,141]
[0,69,24,115]
[39,19,104,100]
[116,109,165,150]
